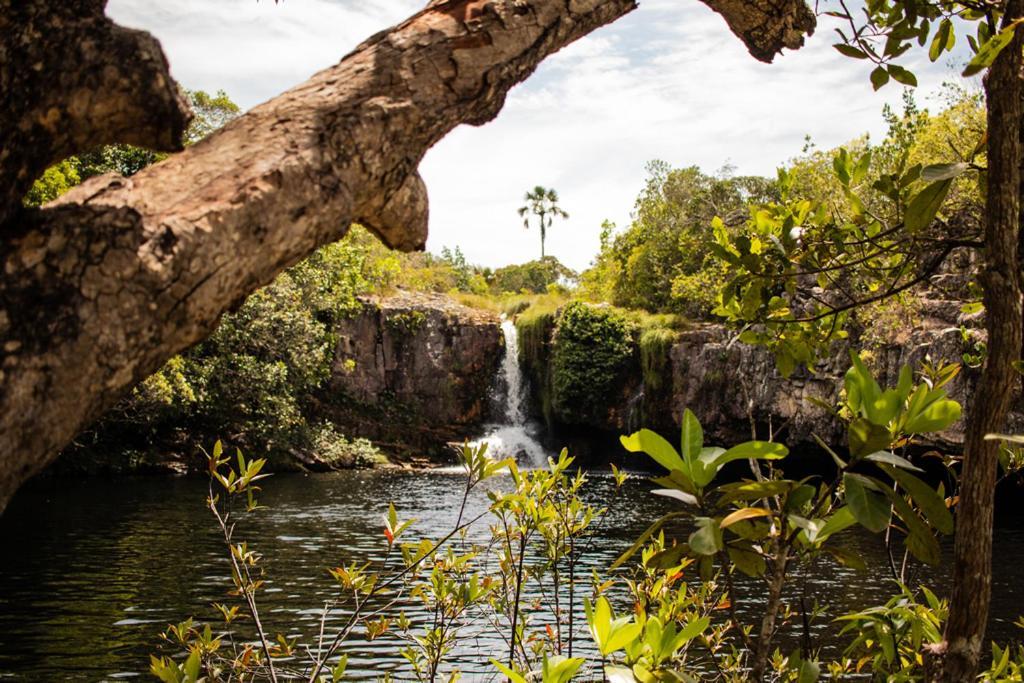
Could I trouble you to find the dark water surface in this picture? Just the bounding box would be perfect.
[1,469,1023,681]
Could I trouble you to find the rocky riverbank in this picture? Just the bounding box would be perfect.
[515,299,1021,456]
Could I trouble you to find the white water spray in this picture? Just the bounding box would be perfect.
[470,318,548,467]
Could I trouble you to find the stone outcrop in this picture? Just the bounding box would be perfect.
[520,300,1021,455]
[324,291,502,458]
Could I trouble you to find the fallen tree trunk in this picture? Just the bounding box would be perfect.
[0,0,814,510]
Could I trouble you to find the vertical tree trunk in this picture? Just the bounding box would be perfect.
[935,4,1024,680]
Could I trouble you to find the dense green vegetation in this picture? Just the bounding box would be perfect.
[579,163,777,318]
[68,222,584,469]
[10,2,1024,682]
[153,362,1024,682]
[57,83,991,471]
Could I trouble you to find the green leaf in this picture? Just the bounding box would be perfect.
[848,418,893,458]
[896,365,914,400]
[964,21,1023,77]
[904,388,961,433]
[621,429,685,475]
[728,546,767,577]
[693,447,725,488]
[870,65,890,90]
[921,162,969,182]
[680,409,703,466]
[845,352,881,415]
[605,666,638,683]
[646,544,689,570]
[827,544,867,570]
[332,654,349,683]
[605,622,643,655]
[676,615,711,644]
[776,348,796,378]
[905,178,953,232]
[880,464,953,534]
[491,659,528,683]
[834,43,869,59]
[814,506,857,543]
[961,302,984,315]
[651,469,698,496]
[799,658,821,683]
[884,489,942,564]
[183,650,201,683]
[717,479,800,505]
[929,19,954,62]
[542,655,586,683]
[844,473,891,533]
[865,450,923,472]
[688,517,724,555]
[887,64,918,86]
[714,441,789,468]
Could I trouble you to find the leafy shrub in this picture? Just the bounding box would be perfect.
[490,256,576,295]
[578,162,777,319]
[310,423,388,468]
[638,326,677,391]
[549,302,633,424]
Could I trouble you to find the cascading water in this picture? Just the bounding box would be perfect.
[470,317,548,467]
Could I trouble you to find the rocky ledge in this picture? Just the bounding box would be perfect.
[517,300,1021,455]
[321,291,503,460]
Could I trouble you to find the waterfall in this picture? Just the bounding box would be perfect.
[470,317,547,467]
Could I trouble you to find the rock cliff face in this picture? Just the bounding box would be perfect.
[519,301,1022,454]
[324,292,503,459]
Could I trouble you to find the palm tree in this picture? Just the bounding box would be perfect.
[517,186,568,259]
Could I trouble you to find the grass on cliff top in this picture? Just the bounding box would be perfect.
[450,291,503,313]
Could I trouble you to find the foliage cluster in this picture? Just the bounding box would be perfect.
[709,88,987,376]
[491,257,577,295]
[549,302,636,425]
[575,88,984,349]
[153,358,1024,683]
[153,443,621,682]
[578,163,778,319]
[74,229,395,468]
[513,299,685,426]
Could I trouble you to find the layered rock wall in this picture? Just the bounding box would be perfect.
[519,302,1022,453]
[325,292,502,458]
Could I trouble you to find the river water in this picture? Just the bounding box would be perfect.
[2,468,1024,681]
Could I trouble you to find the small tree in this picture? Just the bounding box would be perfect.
[518,186,569,259]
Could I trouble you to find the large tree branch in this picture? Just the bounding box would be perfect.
[702,0,815,62]
[0,0,192,227]
[0,0,814,510]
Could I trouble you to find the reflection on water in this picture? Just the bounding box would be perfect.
[1,469,1023,681]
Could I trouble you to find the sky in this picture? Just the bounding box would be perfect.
[106,0,974,271]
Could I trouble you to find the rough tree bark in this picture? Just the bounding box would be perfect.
[0,0,191,228]
[931,2,1024,680]
[0,0,814,511]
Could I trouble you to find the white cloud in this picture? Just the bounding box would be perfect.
[107,0,973,271]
